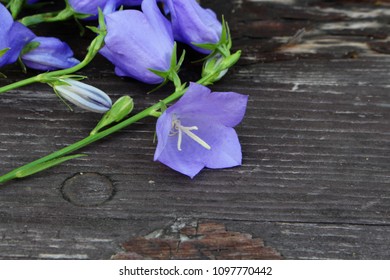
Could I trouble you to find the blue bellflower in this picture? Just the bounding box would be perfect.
[154,83,248,178]
[21,37,80,71]
[68,0,120,18]
[119,0,143,6]
[100,0,174,84]
[164,0,222,54]
[0,3,34,68]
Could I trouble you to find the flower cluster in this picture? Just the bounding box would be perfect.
[0,0,247,182]
[0,3,79,71]
[100,0,227,84]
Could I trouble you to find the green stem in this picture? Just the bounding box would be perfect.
[0,75,41,93]
[18,5,75,26]
[0,69,221,184]
[0,34,104,94]
[0,87,184,184]
[0,39,239,184]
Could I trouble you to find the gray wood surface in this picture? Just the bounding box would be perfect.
[0,0,389,259]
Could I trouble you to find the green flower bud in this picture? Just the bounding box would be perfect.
[202,54,228,82]
[202,51,241,83]
[221,50,241,70]
[90,96,134,135]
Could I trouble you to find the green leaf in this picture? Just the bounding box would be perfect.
[14,154,86,179]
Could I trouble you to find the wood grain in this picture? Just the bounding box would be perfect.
[112,220,283,260]
[0,0,389,259]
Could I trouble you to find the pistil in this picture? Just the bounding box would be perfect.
[171,115,211,151]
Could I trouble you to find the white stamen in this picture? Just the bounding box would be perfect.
[171,115,211,151]
[177,126,183,151]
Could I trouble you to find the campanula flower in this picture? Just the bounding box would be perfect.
[154,82,248,178]
[0,3,34,68]
[21,37,80,71]
[68,0,120,18]
[53,79,112,113]
[164,0,222,54]
[100,0,174,84]
[119,0,143,6]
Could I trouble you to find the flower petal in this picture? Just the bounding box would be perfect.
[55,79,112,113]
[21,37,79,71]
[172,83,248,127]
[142,0,174,52]
[69,0,119,18]
[100,1,173,84]
[119,0,143,6]
[0,4,13,38]
[154,115,207,178]
[154,111,173,161]
[165,0,222,53]
[204,126,242,169]
[0,22,34,68]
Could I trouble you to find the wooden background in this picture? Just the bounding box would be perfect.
[0,0,389,259]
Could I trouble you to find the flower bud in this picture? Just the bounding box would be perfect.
[202,54,228,83]
[90,96,134,135]
[21,37,80,71]
[202,51,241,83]
[164,0,222,54]
[53,79,112,113]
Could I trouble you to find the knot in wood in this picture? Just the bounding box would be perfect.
[61,173,114,206]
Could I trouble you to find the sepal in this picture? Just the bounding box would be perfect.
[148,42,185,90]
[192,17,232,59]
[0,48,10,58]
[86,9,107,53]
[20,41,40,56]
[8,0,23,18]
